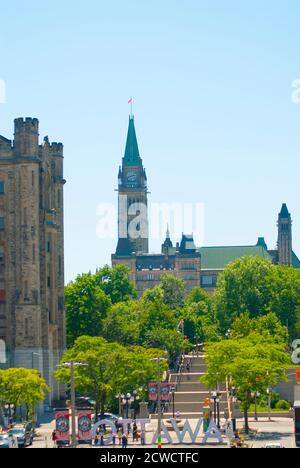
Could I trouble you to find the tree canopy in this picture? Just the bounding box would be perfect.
[55,336,167,415]
[215,256,300,338]
[202,326,290,432]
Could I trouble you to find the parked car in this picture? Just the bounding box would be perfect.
[9,425,34,448]
[0,434,10,449]
[264,443,285,449]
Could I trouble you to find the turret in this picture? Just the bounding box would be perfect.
[14,117,39,156]
[278,203,293,266]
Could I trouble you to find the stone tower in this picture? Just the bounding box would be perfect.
[116,116,149,255]
[0,118,65,406]
[277,203,293,266]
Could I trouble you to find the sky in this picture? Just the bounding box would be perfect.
[0,0,300,283]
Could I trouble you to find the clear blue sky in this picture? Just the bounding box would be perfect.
[1,0,300,283]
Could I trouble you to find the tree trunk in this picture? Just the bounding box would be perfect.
[244,408,249,434]
[244,391,251,434]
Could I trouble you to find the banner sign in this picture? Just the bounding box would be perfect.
[78,410,92,441]
[148,383,170,401]
[55,411,70,441]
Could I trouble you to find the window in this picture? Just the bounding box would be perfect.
[23,208,27,225]
[24,281,29,300]
[47,241,51,253]
[47,276,51,288]
[0,181,4,194]
[25,318,30,338]
[201,276,216,287]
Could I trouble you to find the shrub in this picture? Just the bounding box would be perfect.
[275,400,290,411]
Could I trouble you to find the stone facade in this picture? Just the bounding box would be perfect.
[113,233,201,297]
[0,118,65,406]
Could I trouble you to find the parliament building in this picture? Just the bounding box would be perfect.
[112,116,300,296]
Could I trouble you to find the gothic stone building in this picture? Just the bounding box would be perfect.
[199,204,300,293]
[0,118,65,405]
[112,116,201,296]
[112,116,300,296]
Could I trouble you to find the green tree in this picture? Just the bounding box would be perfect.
[55,336,166,416]
[102,302,139,346]
[269,266,300,338]
[159,274,186,310]
[202,333,290,433]
[65,272,112,346]
[143,328,190,369]
[181,288,221,344]
[95,265,137,304]
[215,256,300,337]
[231,312,289,343]
[137,296,178,344]
[0,369,49,422]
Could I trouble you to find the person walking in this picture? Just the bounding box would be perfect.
[52,429,58,449]
[117,429,123,446]
[122,433,128,449]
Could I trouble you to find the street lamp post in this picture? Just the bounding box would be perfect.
[211,392,217,425]
[70,361,77,449]
[151,356,168,449]
[4,404,14,427]
[251,391,260,422]
[266,371,272,422]
[211,391,221,429]
[59,361,87,449]
[170,386,176,419]
[267,387,271,422]
[122,393,132,419]
[116,394,123,417]
[132,390,140,420]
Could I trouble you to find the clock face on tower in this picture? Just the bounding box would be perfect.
[127,171,137,182]
[126,171,138,187]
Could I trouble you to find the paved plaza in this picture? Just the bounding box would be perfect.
[28,416,296,449]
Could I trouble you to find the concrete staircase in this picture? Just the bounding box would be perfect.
[153,354,228,420]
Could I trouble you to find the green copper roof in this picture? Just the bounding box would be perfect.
[199,245,272,270]
[123,116,141,166]
[279,203,290,218]
[292,251,300,269]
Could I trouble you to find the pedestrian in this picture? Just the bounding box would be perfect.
[122,434,128,449]
[52,429,58,449]
[117,429,122,445]
[112,433,116,446]
[132,421,138,442]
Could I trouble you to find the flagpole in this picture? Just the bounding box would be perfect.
[129,97,133,118]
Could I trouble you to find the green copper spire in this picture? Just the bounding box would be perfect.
[123,116,141,166]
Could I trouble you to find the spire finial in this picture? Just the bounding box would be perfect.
[166,225,170,239]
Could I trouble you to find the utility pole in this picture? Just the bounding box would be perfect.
[151,356,167,449]
[157,357,162,449]
[70,361,77,449]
